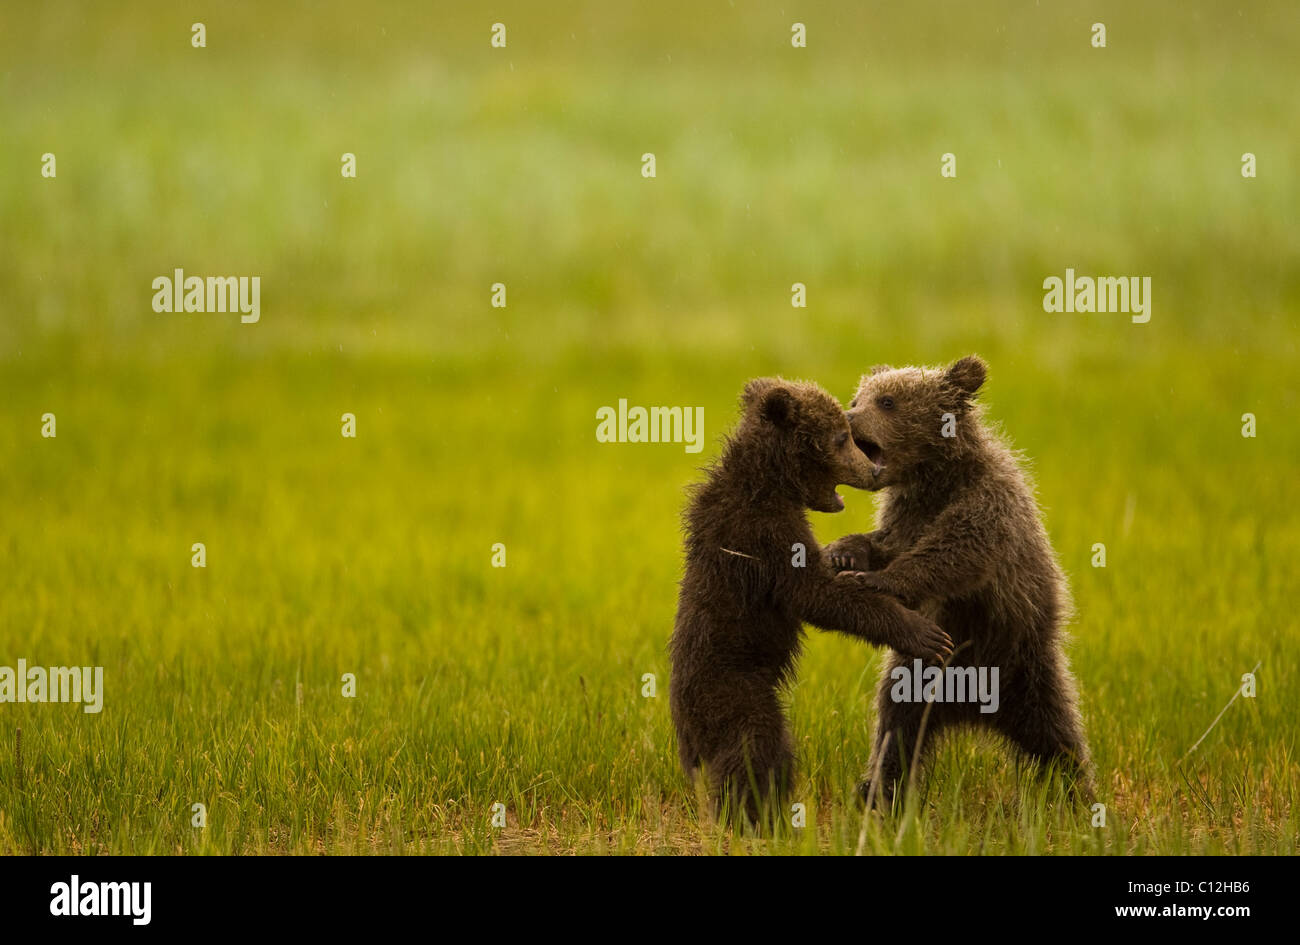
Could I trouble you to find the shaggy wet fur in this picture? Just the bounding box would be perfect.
[669,378,953,826]
[826,356,1094,806]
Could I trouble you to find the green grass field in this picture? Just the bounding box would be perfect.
[1,1,1297,854]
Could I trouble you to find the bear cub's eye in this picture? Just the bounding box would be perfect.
[836,432,850,448]
[877,395,895,410]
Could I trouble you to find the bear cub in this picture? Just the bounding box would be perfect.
[670,377,953,825]
[827,355,1093,806]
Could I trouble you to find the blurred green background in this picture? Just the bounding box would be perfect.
[0,1,1296,853]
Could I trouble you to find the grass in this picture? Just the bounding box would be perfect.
[0,0,1296,854]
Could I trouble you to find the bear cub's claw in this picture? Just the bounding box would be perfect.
[924,626,955,662]
[855,779,874,809]
[902,612,954,662]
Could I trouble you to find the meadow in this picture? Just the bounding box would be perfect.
[0,1,1296,854]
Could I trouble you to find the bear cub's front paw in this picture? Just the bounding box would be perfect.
[900,612,954,662]
[838,569,893,597]
[843,569,919,608]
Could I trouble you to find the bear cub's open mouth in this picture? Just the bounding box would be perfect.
[855,437,885,468]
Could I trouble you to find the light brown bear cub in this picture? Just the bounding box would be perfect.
[670,378,953,826]
[827,356,1093,806]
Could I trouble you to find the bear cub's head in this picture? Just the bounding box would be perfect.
[740,377,876,513]
[846,355,988,490]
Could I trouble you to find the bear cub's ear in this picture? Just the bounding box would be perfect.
[742,377,775,404]
[945,355,987,400]
[742,378,799,429]
[759,386,799,428]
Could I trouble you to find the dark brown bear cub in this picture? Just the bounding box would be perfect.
[827,356,1093,806]
[670,378,953,826]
